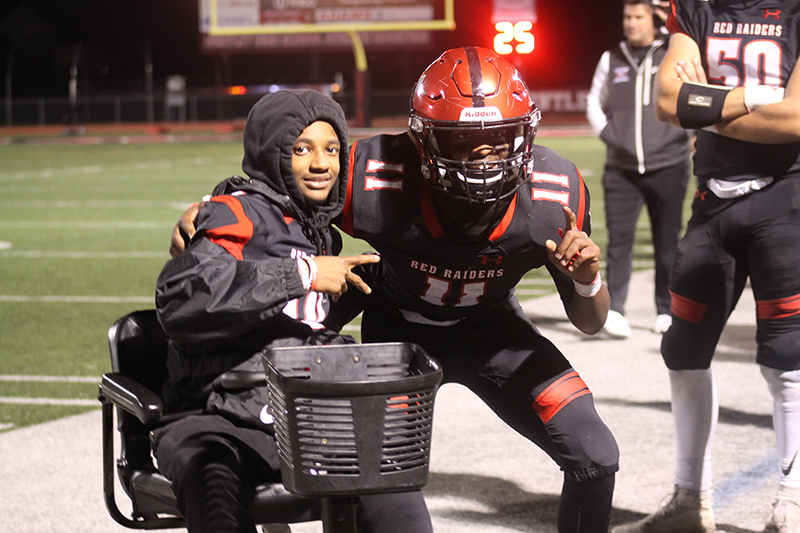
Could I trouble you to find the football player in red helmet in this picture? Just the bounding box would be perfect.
[171,47,618,533]
[408,46,540,203]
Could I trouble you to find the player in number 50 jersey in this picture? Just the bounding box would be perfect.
[612,1,800,533]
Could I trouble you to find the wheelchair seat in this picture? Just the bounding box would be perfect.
[98,309,321,530]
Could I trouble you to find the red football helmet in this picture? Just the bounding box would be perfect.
[409,46,540,203]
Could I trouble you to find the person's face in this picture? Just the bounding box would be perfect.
[292,120,341,205]
[447,128,510,164]
[623,3,657,47]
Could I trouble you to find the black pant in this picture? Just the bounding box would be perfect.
[361,296,619,533]
[602,161,690,315]
[153,416,434,533]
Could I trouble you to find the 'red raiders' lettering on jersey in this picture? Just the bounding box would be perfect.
[667,0,800,183]
[340,133,591,322]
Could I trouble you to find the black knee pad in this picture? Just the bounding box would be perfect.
[545,394,620,482]
[661,320,716,370]
[757,314,800,371]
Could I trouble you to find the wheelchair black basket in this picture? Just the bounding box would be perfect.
[262,342,442,497]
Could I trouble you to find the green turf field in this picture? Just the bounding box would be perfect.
[0,134,692,432]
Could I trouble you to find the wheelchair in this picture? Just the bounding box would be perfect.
[98,310,441,533]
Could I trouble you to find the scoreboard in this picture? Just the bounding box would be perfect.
[492,0,537,55]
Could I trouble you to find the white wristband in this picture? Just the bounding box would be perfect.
[744,86,785,113]
[573,272,602,298]
[306,256,318,292]
[297,256,318,292]
[297,257,312,291]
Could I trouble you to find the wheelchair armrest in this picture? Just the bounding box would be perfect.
[212,371,267,392]
[100,372,164,427]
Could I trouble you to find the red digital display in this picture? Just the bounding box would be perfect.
[493,21,535,54]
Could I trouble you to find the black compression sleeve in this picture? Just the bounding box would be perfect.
[676,82,731,129]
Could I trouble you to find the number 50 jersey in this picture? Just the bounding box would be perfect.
[667,0,800,184]
[339,132,592,323]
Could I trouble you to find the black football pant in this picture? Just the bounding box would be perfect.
[361,295,619,533]
[663,177,800,372]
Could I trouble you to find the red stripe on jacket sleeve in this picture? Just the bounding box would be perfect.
[201,196,254,261]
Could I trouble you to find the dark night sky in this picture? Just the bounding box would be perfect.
[0,1,624,99]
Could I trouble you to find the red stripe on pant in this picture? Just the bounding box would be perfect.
[757,293,800,320]
[670,290,708,325]
[532,371,591,424]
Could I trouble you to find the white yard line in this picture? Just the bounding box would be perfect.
[0,376,101,408]
[0,200,193,209]
[0,397,97,406]
[0,221,170,228]
[0,295,152,303]
[0,251,165,258]
[0,156,220,183]
[0,376,99,383]
[0,165,104,182]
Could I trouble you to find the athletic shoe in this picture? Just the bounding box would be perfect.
[603,310,631,339]
[611,485,715,533]
[763,499,800,533]
[654,314,672,334]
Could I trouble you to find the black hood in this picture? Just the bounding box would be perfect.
[242,89,349,221]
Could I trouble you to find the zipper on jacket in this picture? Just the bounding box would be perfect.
[621,40,662,175]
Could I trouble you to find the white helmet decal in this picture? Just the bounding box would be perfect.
[459,106,503,122]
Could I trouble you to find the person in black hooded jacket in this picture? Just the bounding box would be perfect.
[151,89,431,533]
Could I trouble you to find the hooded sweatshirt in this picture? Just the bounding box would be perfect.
[155,89,349,412]
[586,39,690,174]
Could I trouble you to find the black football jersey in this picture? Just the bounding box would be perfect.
[340,133,591,322]
[668,0,800,183]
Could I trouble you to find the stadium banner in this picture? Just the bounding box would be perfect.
[199,0,443,52]
[492,0,536,24]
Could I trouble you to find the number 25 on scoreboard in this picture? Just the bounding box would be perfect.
[494,21,535,55]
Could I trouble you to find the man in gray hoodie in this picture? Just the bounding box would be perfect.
[586,0,692,338]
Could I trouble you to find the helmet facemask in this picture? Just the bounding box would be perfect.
[410,108,540,203]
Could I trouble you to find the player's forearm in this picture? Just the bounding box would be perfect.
[654,71,683,127]
[565,285,610,336]
[655,34,698,127]
[716,93,800,143]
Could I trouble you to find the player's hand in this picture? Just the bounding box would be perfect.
[654,1,669,24]
[675,57,708,84]
[312,254,381,301]
[169,202,204,258]
[545,206,601,285]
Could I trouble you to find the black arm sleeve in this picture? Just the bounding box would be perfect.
[155,201,306,347]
